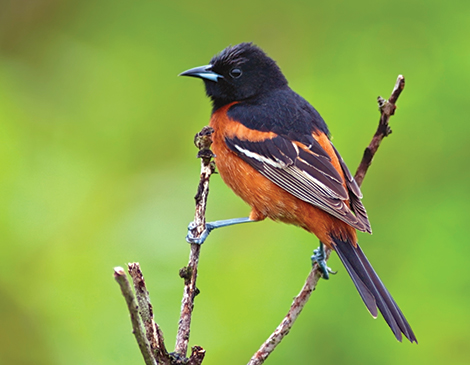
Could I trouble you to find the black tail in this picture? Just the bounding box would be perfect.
[332,237,417,343]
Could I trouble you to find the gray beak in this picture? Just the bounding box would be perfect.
[179,65,223,82]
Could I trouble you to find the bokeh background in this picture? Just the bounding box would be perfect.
[0,0,468,364]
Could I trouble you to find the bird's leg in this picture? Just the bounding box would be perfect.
[186,217,256,244]
[311,241,337,280]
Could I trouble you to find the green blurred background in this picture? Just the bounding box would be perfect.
[0,0,468,364]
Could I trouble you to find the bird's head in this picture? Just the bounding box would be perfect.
[180,43,287,110]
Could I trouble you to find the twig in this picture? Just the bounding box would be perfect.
[247,251,330,365]
[174,126,215,358]
[115,127,213,365]
[354,75,405,186]
[114,267,157,365]
[128,263,170,365]
[248,75,405,364]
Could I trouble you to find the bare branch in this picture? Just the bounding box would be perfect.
[114,267,157,365]
[128,263,170,365]
[248,251,330,365]
[354,75,405,186]
[174,126,215,358]
[247,75,406,364]
[115,127,213,364]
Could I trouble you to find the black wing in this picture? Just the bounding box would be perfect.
[225,135,371,233]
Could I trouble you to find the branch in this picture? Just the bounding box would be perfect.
[174,126,215,358]
[248,75,406,364]
[247,251,330,365]
[128,263,170,365]
[114,267,157,365]
[354,75,405,186]
[115,127,213,365]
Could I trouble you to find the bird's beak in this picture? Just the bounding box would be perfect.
[179,65,223,82]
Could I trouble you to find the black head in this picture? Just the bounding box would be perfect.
[180,43,288,110]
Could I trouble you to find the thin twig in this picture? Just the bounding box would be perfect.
[128,263,170,365]
[174,126,215,358]
[354,75,405,186]
[248,75,406,364]
[114,267,157,365]
[247,251,330,365]
[115,127,214,365]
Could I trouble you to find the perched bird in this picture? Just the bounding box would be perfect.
[180,42,416,343]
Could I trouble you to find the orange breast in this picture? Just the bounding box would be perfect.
[209,104,357,247]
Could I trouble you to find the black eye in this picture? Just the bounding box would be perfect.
[229,68,242,78]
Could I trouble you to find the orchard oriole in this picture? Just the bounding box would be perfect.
[180,42,416,343]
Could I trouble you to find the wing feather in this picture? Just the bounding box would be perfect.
[225,135,371,232]
[331,144,372,233]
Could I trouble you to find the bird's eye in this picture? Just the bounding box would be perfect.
[229,68,242,78]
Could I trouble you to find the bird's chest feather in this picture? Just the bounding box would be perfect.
[209,104,304,222]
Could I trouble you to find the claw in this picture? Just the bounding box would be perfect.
[185,217,254,245]
[311,242,337,280]
[186,222,215,244]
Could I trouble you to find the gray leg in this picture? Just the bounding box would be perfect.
[186,217,256,244]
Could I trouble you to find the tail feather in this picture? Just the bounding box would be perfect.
[341,257,378,318]
[333,237,417,343]
[354,244,416,342]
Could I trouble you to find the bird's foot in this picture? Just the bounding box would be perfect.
[186,217,254,244]
[186,221,215,244]
[311,242,337,280]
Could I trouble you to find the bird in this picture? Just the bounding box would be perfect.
[180,42,417,343]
